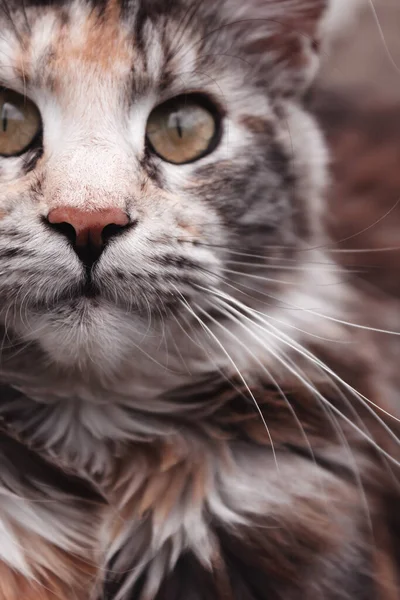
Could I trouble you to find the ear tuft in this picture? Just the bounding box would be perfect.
[228,0,330,96]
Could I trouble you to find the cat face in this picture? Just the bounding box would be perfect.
[0,0,328,377]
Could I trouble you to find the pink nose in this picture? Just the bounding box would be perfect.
[47,207,130,249]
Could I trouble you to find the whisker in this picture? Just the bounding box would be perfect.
[180,238,400,256]
[171,310,205,351]
[202,303,341,511]
[193,280,349,344]
[213,288,400,428]
[220,267,295,286]
[267,320,400,428]
[224,260,364,274]
[176,290,280,471]
[174,307,259,407]
[297,307,400,337]
[325,196,400,248]
[330,246,400,254]
[204,289,400,465]
[178,240,294,254]
[367,0,400,75]
[216,275,400,336]
[210,299,374,534]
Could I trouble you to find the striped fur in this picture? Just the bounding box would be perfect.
[0,1,399,598]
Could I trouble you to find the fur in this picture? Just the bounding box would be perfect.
[0,1,399,599]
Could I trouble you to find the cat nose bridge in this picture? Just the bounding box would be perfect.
[44,143,135,212]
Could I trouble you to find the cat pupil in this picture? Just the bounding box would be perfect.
[169,112,184,138]
[176,118,183,139]
[1,102,24,132]
[1,106,7,132]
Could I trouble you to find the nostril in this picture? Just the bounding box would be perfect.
[49,221,77,245]
[102,219,137,245]
[102,223,127,245]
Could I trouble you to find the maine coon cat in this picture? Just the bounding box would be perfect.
[0,0,399,598]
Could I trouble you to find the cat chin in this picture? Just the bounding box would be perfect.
[15,300,153,376]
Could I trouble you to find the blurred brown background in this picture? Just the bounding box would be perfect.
[311,0,400,298]
[320,0,400,104]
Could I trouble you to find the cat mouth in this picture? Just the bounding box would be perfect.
[21,259,184,316]
[80,275,101,299]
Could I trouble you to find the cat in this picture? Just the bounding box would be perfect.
[0,0,399,599]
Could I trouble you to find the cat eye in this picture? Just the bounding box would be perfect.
[0,89,41,157]
[146,95,220,164]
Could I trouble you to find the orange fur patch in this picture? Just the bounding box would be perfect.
[109,439,210,540]
[50,0,133,79]
[0,553,97,600]
[0,525,99,600]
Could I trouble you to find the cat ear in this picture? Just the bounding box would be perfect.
[229,0,330,96]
